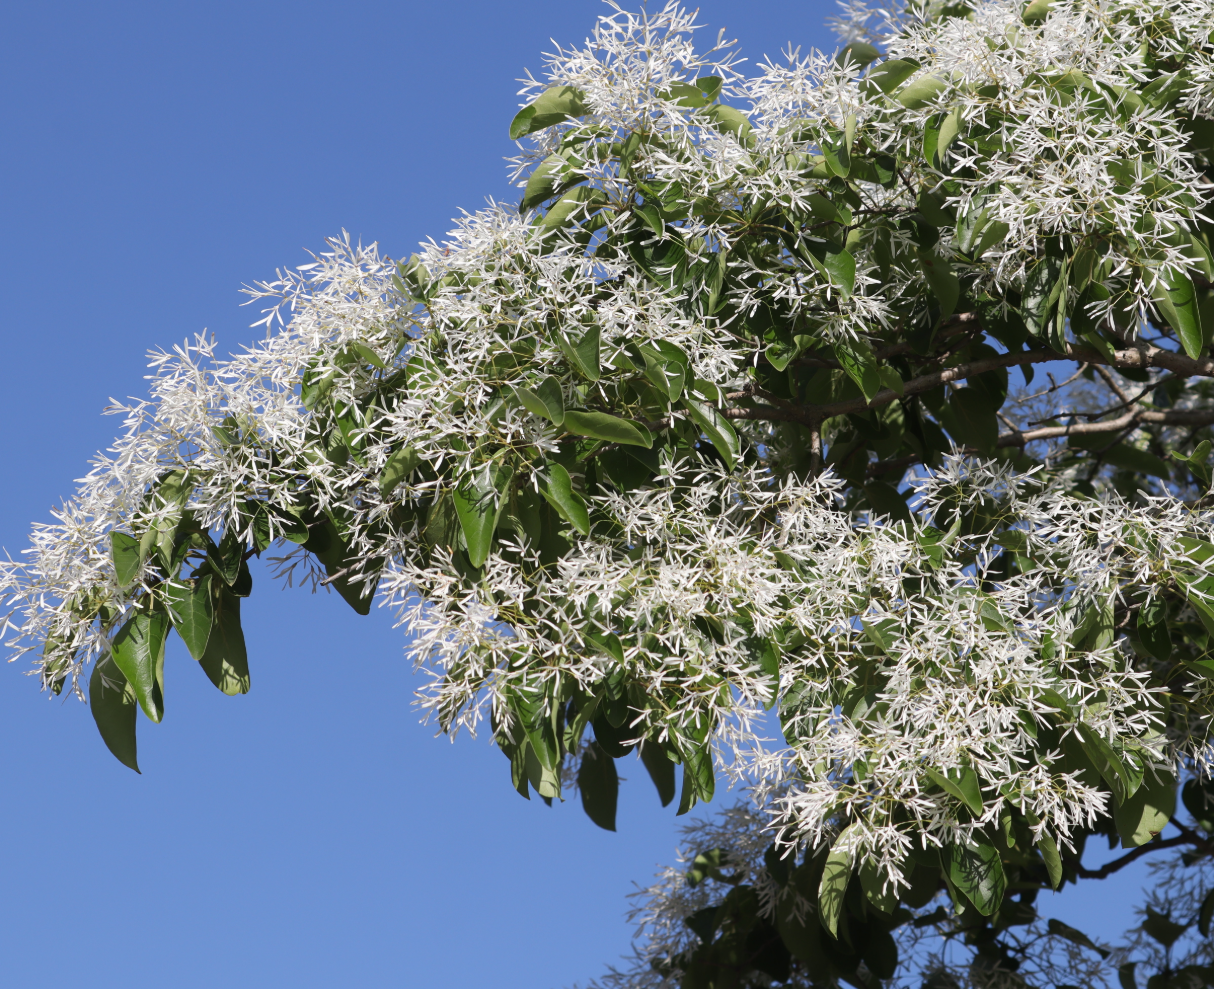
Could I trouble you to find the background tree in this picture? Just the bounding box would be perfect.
[5,1,1214,987]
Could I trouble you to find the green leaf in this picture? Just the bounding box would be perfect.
[897,73,947,109]
[640,741,677,807]
[1155,269,1205,359]
[563,410,653,448]
[1023,256,1063,340]
[864,481,911,524]
[110,610,169,724]
[925,765,984,815]
[585,629,625,663]
[1198,888,1214,936]
[1023,0,1050,20]
[946,838,1006,916]
[540,186,609,233]
[209,530,244,586]
[1142,907,1188,948]
[509,85,587,140]
[198,583,250,695]
[684,398,740,470]
[807,243,856,299]
[834,338,882,403]
[164,575,214,662]
[522,153,577,211]
[945,388,998,453]
[818,824,856,937]
[554,325,599,384]
[514,376,566,426]
[1048,918,1108,957]
[936,106,963,161]
[918,251,960,317]
[1173,439,1213,489]
[836,41,881,69]
[454,463,511,568]
[1183,778,1214,832]
[678,741,715,813]
[379,446,421,496]
[347,341,385,370]
[866,58,919,95]
[1114,771,1175,848]
[1118,962,1138,989]
[1038,833,1063,889]
[1076,723,1136,803]
[541,463,590,536]
[110,532,141,588]
[1138,596,1172,662]
[578,741,618,831]
[699,104,753,147]
[89,656,140,773]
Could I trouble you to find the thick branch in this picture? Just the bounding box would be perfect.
[1066,832,1201,880]
[999,407,1214,446]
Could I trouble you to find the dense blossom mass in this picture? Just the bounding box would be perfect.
[7,0,1214,986]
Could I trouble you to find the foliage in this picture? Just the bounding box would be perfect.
[6,0,1214,986]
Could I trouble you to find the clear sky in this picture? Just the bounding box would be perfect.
[0,2,1149,987]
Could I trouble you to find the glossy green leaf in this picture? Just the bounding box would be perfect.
[925,765,984,815]
[209,530,244,586]
[946,838,1006,916]
[578,741,618,831]
[818,824,856,937]
[199,583,250,695]
[541,463,590,535]
[110,532,141,588]
[563,410,653,448]
[1038,833,1063,889]
[640,741,677,807]
[834,338,882,403]
[1023,256,1063,340]
[164,575,214,662]
[454,463,509,568]
[110,610,169,724]
[1114,771,1175,847]
[89,656,140,773]
[808,243,856,298]
[684,397,740,470]
[556,323,601,382]
[1155,269,1204,359]
[509,85,587,140]
[379,446,421,496]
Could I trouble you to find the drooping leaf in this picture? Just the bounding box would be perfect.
[110,532,141,588]
[834,338,882,403]
[578,741,618,832]
[683,397,740,470]
[1048,918,1109,957]
[925,765,984,815]
[541,463,590,535]
[163,575,214,662]
[89,656,140,773]
[640,741,677,807]
[1038,833,1063,889]
[208,530,244,587]
[1113,770,1175,848]
[1138,596,1172,663]
[1023,256,1063,340]
[110,610,169,724]
[946,838,1006,916]
[454,463,510,568]
[818,824,856,937]
[198,583,250,696]
[563,410,653,448]
[1154,269,1205,359]
[918,251,960,316]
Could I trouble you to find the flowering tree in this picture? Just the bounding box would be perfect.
[7,0,1214,985]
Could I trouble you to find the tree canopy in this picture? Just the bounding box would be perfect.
[6,0,1214,986]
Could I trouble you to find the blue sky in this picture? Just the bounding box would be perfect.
[0,2,1150,986]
